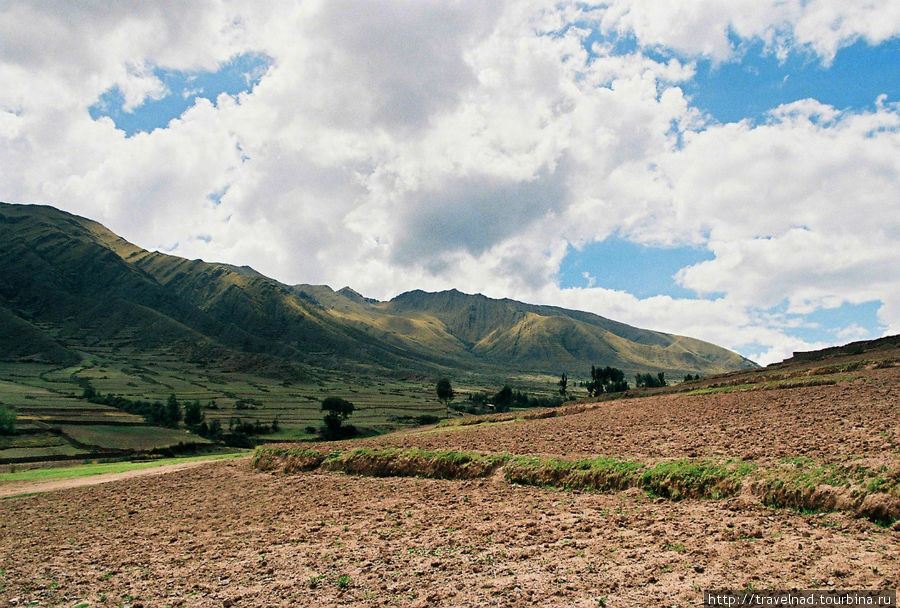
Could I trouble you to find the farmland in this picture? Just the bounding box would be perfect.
[0,342,896,607]
[0,348,566,462]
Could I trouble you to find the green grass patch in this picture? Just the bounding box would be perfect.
[503,455,644,492]
[254,445,508,479]
[686,374,851,396]
[0,432,69,450]
[640,459,755,500]
[0,445,89,459]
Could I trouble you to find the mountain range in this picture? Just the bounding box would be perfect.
[0,202,757,380]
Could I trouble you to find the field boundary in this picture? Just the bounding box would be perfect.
[254,446,899,526]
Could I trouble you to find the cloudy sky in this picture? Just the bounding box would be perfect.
[2,1,899,365]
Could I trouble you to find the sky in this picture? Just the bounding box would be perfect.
[1,1,899,366]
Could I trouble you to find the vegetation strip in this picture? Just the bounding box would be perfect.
[254,446,898,526]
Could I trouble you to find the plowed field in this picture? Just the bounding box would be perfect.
[1,348,897,607]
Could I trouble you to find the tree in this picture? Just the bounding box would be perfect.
[635,372,667,388]
[207,419,223,441]
[436,378,454,413]
[492,385,513,412]
[587,366,628,396]
[165,394,182,427]
[0,404,16,435]
[558,372,568,397]
[184,400,205,427]
[321,396,355,438]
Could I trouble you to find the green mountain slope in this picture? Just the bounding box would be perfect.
[0,202,757,378]
[381,290,756,376]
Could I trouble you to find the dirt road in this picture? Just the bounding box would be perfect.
[0,457,239,498]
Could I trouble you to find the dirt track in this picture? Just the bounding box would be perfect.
[0,459,224,498]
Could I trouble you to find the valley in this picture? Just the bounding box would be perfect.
[0,202,755,462]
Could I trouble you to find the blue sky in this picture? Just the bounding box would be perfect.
[4,2,899,365]
[89,53,271,136]
[687,37,900,124]
[558,237,715,298]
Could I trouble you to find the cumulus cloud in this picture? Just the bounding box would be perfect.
[0,0,898,365]
[596,0,900,63]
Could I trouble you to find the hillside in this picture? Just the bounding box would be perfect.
[381,289,755,376]
[0,202,755,379]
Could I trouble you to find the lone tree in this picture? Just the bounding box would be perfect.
[558,372,568,397]
[184,400,205,427]
[436,378,454,412]
[321,396,355,439]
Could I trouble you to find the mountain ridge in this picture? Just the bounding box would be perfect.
[0,202,757,378]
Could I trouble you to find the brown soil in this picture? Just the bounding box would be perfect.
[0,351,897,607]
[1,459,896,608]
[318,365,898,468]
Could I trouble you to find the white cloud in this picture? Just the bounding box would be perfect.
[596,0,900,64]
[837,323,872,341]
[0,1,898,366]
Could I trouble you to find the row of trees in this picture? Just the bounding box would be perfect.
[586,366,629,396]
[83,387,185,428]
[634,372,667,388]
[81,386,279,446]
[437,378,566,415]
[435,364,695,416]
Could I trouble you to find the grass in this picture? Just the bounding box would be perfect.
[0,445,89,459]
[503,455,645,492]
[253,446,898,525]
[59,424,210,450]
[0,357,552,444]
[639,459,756,500]
[0,352,576,461]
[685,373,852,396]
[0,451,247,483]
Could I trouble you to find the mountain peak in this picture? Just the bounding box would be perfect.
[337,286,378,304]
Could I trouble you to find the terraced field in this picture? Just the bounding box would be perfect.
[0,350,564,461]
